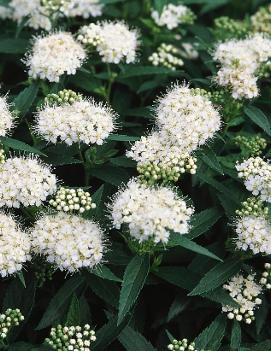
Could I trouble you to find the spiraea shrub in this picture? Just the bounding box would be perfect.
[1,0,271,350]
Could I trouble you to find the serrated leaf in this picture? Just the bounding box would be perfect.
[0,136,46,156]
[167,234,222,262]
[244,106,271,136]
[66,294,81,326]
[167,295,190,323]
[187,208,222,239]
[118,255,150,324]
[36,276,84,330]
[13,83,39,117]
[230,320,241,351]
[189,257,241,296]
[194,314,227,351]
[198,148,224,175]
[118,326,158,351]
[91,265,121,282]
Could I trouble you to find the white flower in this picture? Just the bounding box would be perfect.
[0,96,14,136]
[0,213,31,278]
[30,212,104,272]
[213,33,271,99]
[235,215,271,255]
[78,21,139,64]
[0,5,13,20]
[151,3,194,30]
[236,157,271,202]
[109,179,194,244]
[155,84,221,154]
[62,0,103,18]
[25,32,86,82]
[222,273,263,324]
[0,156,57,208]
[148,43,184,70]
[35,98,117,145]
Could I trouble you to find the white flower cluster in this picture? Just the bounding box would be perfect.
[46,324,96,351]
[0,213,31,278]
[149,43,184,70]
[236,157,271,202]
[49,187,96,213]
[260,262,271,289]
[0,5,12,20]
[128,85,220,183]
[168,339,201,351]
[0,156,57,208]
[78,21,139,64]
[213,34,271,99]
[0,96,14,137]
[151,3,195,30]
[25,32,86,82]
[222,273,263,324]
[235,215,271,255]
[109,179,194,244]
[0,309,24,340]
[36,98,116,145]
[62,0,103,18]
[0,149,5,164]
[30,212,104,273]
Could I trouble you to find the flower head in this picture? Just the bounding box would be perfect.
[0,156,57,208]
[0,309,24,340]
[0,96,14,136]
[0,213,31,278]
[35,98,117,145]
[78,21,139,64]
[62,0,103,18]
[109,179,194,244]
[30,212,104,273]
[25,32,86,82]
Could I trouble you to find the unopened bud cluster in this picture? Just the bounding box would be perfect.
[213,16,248,40]
[49,187,96,214]
[234,135,267,156]
[149,44,184,70]
[251,5,271,34]
[235,197,268,219]
[46,324,96,351]
[44,89,82,107]
[137,155,197,185]
[260,263,271,290]
[168,339,203,351]
[258,61,271,79]
[0,148,5,164]
[34,258,55,287]
[0,309,24,339]
[41,0,67,14]
[222,274,263,324]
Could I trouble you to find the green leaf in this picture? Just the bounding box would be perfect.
[119,66,177,78]
[17,271,26,288]
[118,326,158,351]
[167,234,222,262]
[118,255,150,324]
[0,38,29,53]
[90,165,130,186]
[251,341,271,350]
[167,296,190,323]
[198,148,224,175]
[36,276,84,330]
[187,208,222,239]
[66,294,81,326]
[244,106,271,136]
[91,265,121,282]
[107,134,140,141]
[230,320,241,351]
[110,156,136,167]
[0,136,46,156]
[13,83,39,117]
[194,315,227,351]
[189,257,241,296]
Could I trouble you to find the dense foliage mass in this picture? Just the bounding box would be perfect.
[1,0,271,350]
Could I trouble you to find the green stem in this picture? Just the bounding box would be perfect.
[78,145,90,186]
[106,64,115,103]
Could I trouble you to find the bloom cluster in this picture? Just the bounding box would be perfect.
[44,89,82,107]
[127,85,220,184]
[222,273,263,324]
[26,32,86,82]
[151,3,195,30]
[234,135,267,156]
[49,187,96,213]
[234,215,271,255]
[0,213,31,278]
[0,148,5,164]
[109,179,194,244]
[61,0,103,18]
[236,157,271,202]
[78,21,139,64]
[45,324,96,350]
[0,309,24,340]
[213,34,271,99]
[260,263,271,289]
[149,43,184,70]
[168,339,204,351]
[0,5,12,20]
[235,197,268,219]
[251,5,271,34]
[0,96,14,137]
[213,16,249,41]
[0,156,57,208]
[36,97,116,145]
[30,212,104,273]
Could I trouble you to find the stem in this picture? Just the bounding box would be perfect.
[78,144,90,186]
[106,64,115,103]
